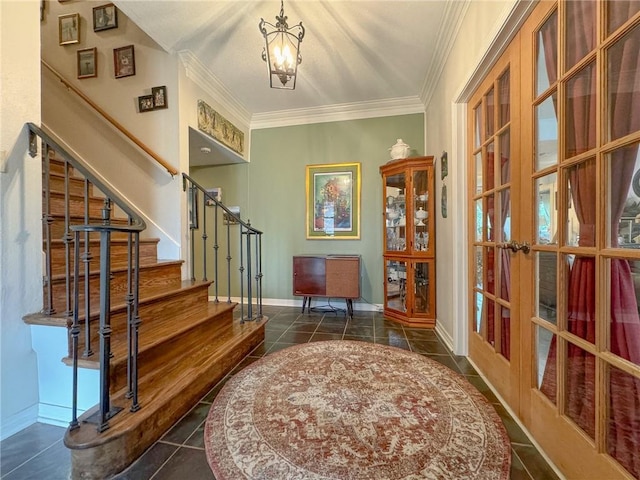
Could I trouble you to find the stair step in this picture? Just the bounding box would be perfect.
[47,157,72,175]
[66,280,213,356]
[46,215,131,240]
[48,260,184,315]
[47,190,111,218]
[73,301,237,393]
[64,312,266,480]
[46,172,95,197]
[48,237,159,276]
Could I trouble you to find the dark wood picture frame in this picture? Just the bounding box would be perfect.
[113,45,135,79]
[77,47,97,79]
[152,86,167,109]
[58,13,80,45]
[138,95,154,113]
[93,3,117,32]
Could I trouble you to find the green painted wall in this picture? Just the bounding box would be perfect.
[192,113,424,306]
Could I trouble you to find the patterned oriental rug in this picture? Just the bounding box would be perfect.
[204,341,511,480]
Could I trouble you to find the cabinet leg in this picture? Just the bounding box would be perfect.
[301,297,307,313]
[346,299,353,319]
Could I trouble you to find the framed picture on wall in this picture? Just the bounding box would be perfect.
[77,47,97,79]
[152,86,167,109]
[93,3,117,32]
[306,162,361,239]
[58,13,80,45]
[113,45,135,78]
[138,95,154,112]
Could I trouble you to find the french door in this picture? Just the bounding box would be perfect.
[468,1,640,479]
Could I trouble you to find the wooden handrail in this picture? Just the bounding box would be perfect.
[42,60,178,177]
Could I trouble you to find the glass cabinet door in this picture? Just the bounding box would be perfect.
[385,171,407,252]
[385,259,407,312]
[413,261,431,315]
[412,168,429,253]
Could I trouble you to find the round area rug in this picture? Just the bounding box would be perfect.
[204,341,511,480]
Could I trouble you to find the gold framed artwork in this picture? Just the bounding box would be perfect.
[77,47,97,79]
[306,162,361,239]
[59,13,80,45]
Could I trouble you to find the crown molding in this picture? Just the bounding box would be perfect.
[250,96,425,130]
[420,0,470,108]
[178,50,251,128]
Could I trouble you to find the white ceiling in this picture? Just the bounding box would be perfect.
[115,1,470,165]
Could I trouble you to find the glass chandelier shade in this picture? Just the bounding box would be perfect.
[259,0,305,90]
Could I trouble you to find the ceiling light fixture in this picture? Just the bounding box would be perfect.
[258,0,305,90]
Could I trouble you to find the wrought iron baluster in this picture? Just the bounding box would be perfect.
[226,217,232,303]
[41,142,55,315]
[97,228,113,433]
[130,230,141,412]
[245,223,253,321]
[82,179,93,357]
[239,224,245,323]
[125,219,134,399]
[63,159,73,316]
[69,230,81,430]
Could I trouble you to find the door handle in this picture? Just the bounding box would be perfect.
[498,239,530,254]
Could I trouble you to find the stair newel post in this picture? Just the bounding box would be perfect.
[82,179,93,357]
[98,227,113,432]
[189,183,198,282]
[256,232,264,319]
[40,142,55,315]
[239,224,246,323]
[130,230,141,412]
[226,215,232,303]
[69,229,82,430]
[63,157,73,317]
[213,202,220,303]
[245,221,253,321]
[202,189,208,282]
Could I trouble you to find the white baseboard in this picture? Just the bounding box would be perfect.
[435,322,454,352]
[217,297,381,312]
[0,404,38,441]
[37,403,86,428]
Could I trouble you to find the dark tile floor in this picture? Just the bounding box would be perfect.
[1,305,561,480]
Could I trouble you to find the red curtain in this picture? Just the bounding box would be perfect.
[539,2,640,477]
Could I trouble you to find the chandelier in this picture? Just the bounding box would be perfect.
[258,0,305,90]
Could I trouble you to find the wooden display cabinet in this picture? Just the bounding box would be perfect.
[380,156,436,327]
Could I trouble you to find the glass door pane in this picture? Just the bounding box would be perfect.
[413,261,430,315]
[385,259,406,312]
[385,172,406,252]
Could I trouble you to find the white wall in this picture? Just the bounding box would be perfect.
[0,0,43,439]
[425,0,518,354]
[41,0,183,260]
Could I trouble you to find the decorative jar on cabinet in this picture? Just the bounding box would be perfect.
[380,156,436,327]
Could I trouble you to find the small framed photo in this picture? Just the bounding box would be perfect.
[138,95,154,113]
[440,151,448,180]
[205,187,222,206]
[93,3,117,32]
[59,13,80,45]
[152,86,167,109]
[77,47,97,79]
[114,45,135,79]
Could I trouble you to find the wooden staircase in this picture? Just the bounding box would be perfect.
[24,153,266,479]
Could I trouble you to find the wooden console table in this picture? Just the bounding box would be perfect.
[292,255,360,317]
